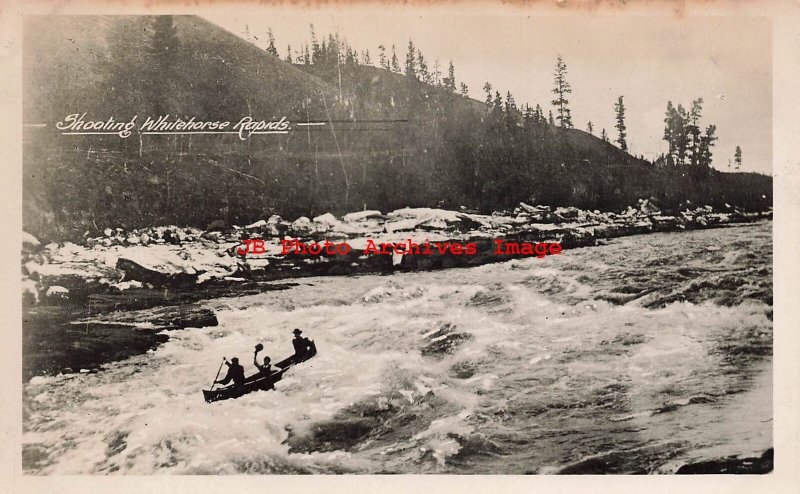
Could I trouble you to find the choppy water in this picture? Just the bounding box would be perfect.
[23,222,773,474]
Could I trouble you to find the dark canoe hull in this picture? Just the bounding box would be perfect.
[202,341,317,403]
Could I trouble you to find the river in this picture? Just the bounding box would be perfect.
[22,221,773,474]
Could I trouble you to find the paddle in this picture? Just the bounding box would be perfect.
[209,357,226,391]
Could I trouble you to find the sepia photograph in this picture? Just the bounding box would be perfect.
[8,1,795,482]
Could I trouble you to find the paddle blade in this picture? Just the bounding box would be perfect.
[255,343,264,352]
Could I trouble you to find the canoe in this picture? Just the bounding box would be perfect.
[202,341,317,403]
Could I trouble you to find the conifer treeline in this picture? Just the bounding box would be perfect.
[261,25,472,98]
[256,25,738,169]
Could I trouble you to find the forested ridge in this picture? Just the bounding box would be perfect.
[23,16,772,242]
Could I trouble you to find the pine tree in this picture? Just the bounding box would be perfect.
[734,145,742,170]
[586,121,594,135]
[405,40,416,79]
[493,91,504,112]
[698,124,717,167]
[551,55,573,128]
[266,28,278,56]
[505,91,517,114]
[320,39,328,66]
[417,49,429,83]
[524,105,534,124]
[433,60,442,86]
[676,104,688,165]
[483,82,493,107]
[687,98,704,165]
[285,44,292,63]
[522,104,533,124]
[328,33,341,65]
[548,110,555,126]
[344,45,356,65]
[614,95,627,152]
[460,82,469,97]
[444,61,457,93]
[310,24,320,64]
[601,128,608,142]
[504,91,520,128]
[663,101,683,165]
[363,49,372,66]
[390,45,400,73]
[378,44,387,69]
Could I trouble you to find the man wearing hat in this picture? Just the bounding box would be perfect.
[292,328,314,362]
[252,343,273,379]
[215,357,245,390]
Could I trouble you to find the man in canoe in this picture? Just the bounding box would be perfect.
[252,343,272,378]
[292,328,315,362]
[215,357,245,390]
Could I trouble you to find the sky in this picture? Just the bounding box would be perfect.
[206,8,772,175]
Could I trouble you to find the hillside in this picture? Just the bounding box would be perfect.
[24,16,339,124]
[23,15,772,242]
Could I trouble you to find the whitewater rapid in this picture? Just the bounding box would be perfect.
[23,222,772,474]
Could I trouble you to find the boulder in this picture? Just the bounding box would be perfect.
[290,216,313,234]
[45,286,69,298]
[313,213,339,227]
[384,218,424,233]
[245,219,267,229]
[116,257,199,287]
[554,206,581,220]
[518,202,550,215]
[113,305,219,329]
[206,219,229,232]
[388,207,461,223]
[343,210,383,222]
[675,448,773,474]
[651,215,680,231]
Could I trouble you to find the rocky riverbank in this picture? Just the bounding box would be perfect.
[23,200,770,301]
[21,200,771,379]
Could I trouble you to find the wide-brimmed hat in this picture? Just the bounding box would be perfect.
[292,328,302,335]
